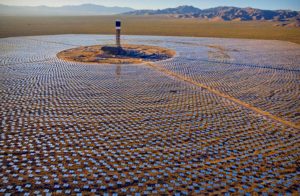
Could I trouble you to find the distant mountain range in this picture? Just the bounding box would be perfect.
[0,4,134,16]
[125,5,300,22]
[0,4,299,24]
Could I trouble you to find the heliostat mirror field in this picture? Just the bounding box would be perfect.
[0,35,299,195]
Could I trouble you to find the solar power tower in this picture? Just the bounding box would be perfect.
[116,20,121,47]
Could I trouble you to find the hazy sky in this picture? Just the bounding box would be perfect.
[0,0,299,10]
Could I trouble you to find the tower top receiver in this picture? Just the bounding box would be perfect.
[116,20,121,29]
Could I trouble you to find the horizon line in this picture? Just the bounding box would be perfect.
[0,3,299,11]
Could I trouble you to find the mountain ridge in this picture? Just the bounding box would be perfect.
[0,3,299,24]
[125,5,300,22]
[0,3,135,16]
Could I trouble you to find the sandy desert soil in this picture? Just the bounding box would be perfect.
[57,44,175,64]
[0,35,299,195]
[0,16,300,44]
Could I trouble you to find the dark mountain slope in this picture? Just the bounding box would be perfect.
[125,5,299,21]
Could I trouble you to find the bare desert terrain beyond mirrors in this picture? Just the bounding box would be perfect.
[0,0,300,195]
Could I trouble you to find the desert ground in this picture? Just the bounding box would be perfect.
[0,16,300,44]
[0,34,299,194]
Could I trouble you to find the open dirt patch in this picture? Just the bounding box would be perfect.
[57,44,175,64]
[206,45,232,60]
